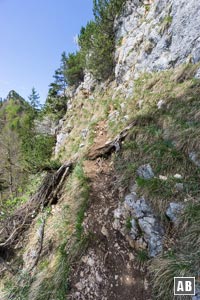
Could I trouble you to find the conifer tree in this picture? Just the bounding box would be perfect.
[28,87,40,111]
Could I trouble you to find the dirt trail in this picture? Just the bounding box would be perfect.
[68,156,151,300]
[92,120,109,149]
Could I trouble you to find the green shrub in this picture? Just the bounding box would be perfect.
[135,249,149,268]
[126,217,132,230]
[77,0,126,80]
[79,22,114,80]
[64,52,84,87]
[21,133,55,172]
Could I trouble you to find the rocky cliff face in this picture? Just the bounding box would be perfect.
[63,0,200,98]
[55,0,200,154]
[114,0,200,95]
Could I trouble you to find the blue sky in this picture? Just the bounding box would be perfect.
[0,0,93,103]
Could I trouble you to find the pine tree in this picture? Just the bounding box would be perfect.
[53,52,68,94]
[28,87,40,111]
[77,0,126,80]
[64,52,84,86]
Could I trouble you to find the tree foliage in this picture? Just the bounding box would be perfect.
[53,52,68,94]
[44,52,69,118]
[93,0,126,26]
[20,131,55,172]
[0,90,56,199]
[64,52,84,86]
[45,83,67,118]
[77,0,126,80]
[28,87,40,112]
[45,0,126,98]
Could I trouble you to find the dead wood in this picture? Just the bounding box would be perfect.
[0,162,73,250]
[87,120,137,160]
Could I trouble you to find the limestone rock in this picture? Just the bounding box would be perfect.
[138,216,163,257]
[137,164,154,179]
[55,132,68,155]
[194,68,200,79]
[96,272,103,283]
[125,196,152,218]
[114,0,200,93]
[114,207,122,219]
[81,128,89,139]
[35,116,57,136]
[159,175,168,181]
[108,110,120,120]
[75,282,83,291]
[112,219,121,231]
[130,219,139,239]
[101,225,109,238]
[166,202,185,225]
[80,72,96,92]
[114,191,164,257]
[87,257,95,267]
[157,99,166,110]
[174,174,182,179]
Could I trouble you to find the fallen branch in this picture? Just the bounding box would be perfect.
[87,120,137,160]
[0,162,73,250]
[49,164,72,205]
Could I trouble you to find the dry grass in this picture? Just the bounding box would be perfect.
[150,255,194,300]
[150,200,200,300]
[112,63,200,212]
[1,163,90,299]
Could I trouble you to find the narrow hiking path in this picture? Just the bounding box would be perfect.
[68,156,151,300]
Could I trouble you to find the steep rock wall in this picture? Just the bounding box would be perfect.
[114,0,200,94]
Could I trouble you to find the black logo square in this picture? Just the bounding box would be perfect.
[174,277,195,295]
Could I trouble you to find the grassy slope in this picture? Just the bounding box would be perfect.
[1,63,200,299]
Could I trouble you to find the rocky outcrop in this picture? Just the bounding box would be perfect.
[166,202,184,225]
[35,116,57,136]
[137,164,154,179]
[113,188,164,257]
[75,72,97,96]
[114,0,200,94]
[54,118,74,155]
